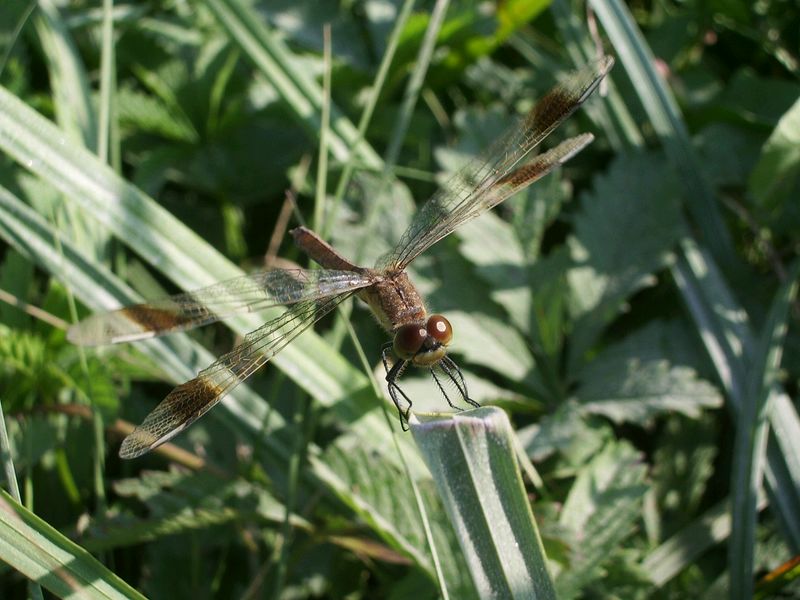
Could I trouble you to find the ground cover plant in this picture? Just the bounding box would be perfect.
[0,0,798,598]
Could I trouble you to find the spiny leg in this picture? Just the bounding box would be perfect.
[437,358,468,405]
[429,366,460,410]
[382,343,413,427]
[440,356,479,408]
[387,368,414,428]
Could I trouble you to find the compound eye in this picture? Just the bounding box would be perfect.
[426,315,452,346]
[393,324,427,359]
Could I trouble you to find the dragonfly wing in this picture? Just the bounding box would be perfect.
[68,268,373,345]
[379,55,613,270]
[118,293,352,458]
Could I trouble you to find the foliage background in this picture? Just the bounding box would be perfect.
[0,0,799,598]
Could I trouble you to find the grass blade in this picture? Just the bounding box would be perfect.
[641,494,768,587]
[411,407,556,599]
[96,0,116,165]
[204,0,382,169]
[383,0,449,168]
[674,241,800,548]
[548,0,643,149]
[34,0,97,150]
[730,264,799,598]
[329,0,416,229]
[588,0,735,267]
[0,490,145,599]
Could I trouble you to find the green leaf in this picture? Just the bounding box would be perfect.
[411,407,557,600]
[0,489,146,599]
[587,0,736,266]
[695,123,763,188]
[567,151,682,366]
[523,249,573,372]
[714,68,800,127]
[116,86,199,142]
[321,434,475,596]
[0,324,90,412]
[0,250,34,329]
[576,323,722,425]
[578,360,721,424]
[749,97,800,210]
[494,0,550,43]
[84,470,304,551]
[652,415,718,529]
[447,310,535,383]
[4,413,62,471]
[516,402,611,466]
[556,441,648,599]
[456,211,530,333]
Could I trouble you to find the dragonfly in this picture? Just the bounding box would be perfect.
[68,56,614,459]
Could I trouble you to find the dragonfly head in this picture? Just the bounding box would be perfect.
[393,314,453,367]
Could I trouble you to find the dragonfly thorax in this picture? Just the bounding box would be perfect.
[357,270,427,332]
[394,314,453,367]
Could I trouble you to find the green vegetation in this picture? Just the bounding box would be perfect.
[0,0,798,598]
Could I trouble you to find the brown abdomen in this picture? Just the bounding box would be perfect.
[291,226,365,272]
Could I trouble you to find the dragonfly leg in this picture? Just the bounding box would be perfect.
[380,341,394,373]
[440,356,479,408]
[382,343,412,428]
[429,366,460,410]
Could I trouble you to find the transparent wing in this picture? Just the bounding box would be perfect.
[118,293,352,458]
[378,55,614,270]
[68,268,373,345]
